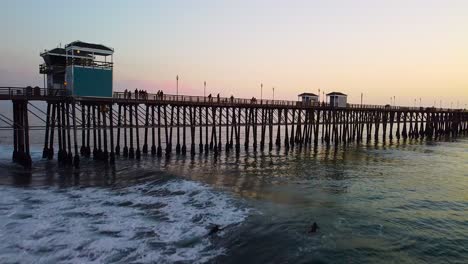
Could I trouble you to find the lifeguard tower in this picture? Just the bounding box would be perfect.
[40,41,114,97]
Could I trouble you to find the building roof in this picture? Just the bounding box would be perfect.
[326,92,347,96]
[298,92,318,97]
[40,48,67,66]
[44,47,66,55]
[65,41,114,53]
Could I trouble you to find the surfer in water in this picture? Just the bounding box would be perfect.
[308,222,319,233]
[208,224,223,236]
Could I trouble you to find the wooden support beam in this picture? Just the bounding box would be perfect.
[176,106,181,154]
[182,106,187,155]
[116,104,122,155]
[80,103,86,156]
[123,105,129,157]
[66,102,73,165]
[109,104,115,164]
[48,102,56,160]
[135,104,141,160]
[72,102,80,168]
[102,105,109,161]
[42,102,51,158]
[129,104,135,159]
[143,104,149,154]
[199,106,203,154]
[157,105,162,157]
[190,106,196,156]
[85,105,91,157]
[97,104,102,159]
[276,109,282,149]
[151,105,156,155]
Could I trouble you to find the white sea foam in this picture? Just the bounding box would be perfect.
[0,180,250,263]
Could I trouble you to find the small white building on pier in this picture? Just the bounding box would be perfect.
[327,92,347,107]
[298,93,319,105]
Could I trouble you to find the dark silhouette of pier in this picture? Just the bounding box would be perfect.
[1,87,467,169]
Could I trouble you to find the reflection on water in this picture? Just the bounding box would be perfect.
[0,136,467,263]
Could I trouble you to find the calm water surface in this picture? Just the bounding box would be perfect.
[0,133,467,263]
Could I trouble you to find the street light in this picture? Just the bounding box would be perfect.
[176,75,179,96]
[261,83,263,101]
[204,81,206,97]
[272,87,275,101]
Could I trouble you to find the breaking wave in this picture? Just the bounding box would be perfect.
[0,179,250,263]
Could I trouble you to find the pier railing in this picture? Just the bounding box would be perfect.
[0,87,464,112]
[113,91,300,107]
[0,87,69,99]
[112,91,465,112]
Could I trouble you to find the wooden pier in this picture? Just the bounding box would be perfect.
[1,87,467,169]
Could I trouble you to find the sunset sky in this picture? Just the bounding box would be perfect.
[1,0,467,107]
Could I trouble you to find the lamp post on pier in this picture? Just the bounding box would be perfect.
[260,83,263,101]
[176,75,179,97]
[272,87,275,101]
[204,81,206,98]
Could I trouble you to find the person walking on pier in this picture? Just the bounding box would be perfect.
[134,88,138,100]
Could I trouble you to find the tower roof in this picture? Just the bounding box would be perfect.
[65,41,114,55]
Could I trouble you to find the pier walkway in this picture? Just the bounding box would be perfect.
[0,87,466,168]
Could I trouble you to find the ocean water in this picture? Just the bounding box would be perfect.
[0,127,467,263]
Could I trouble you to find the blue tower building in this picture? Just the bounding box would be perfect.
[40,41,114,97]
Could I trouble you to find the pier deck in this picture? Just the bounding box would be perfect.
[0,87,467,169]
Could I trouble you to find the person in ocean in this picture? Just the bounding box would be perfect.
[208,224,222,236]
[309,222,319,233]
